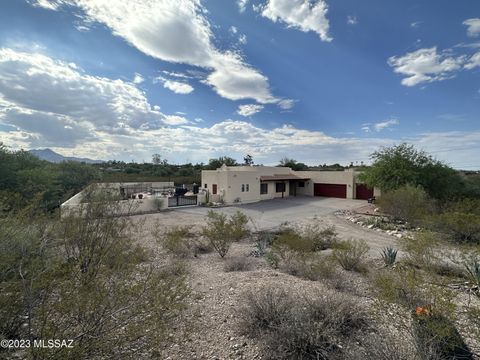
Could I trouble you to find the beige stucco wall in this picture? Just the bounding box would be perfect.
[201,166,293,204]
[201,166,379,203]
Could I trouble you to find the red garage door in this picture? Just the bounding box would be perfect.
[314,183,347,198]
[355,184,374,200]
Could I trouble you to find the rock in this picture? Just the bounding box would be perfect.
[395,233,402,238]
[367,224,374,229]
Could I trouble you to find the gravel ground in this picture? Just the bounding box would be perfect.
[128,198,479,359]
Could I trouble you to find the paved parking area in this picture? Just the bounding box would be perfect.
[166,196,365,230]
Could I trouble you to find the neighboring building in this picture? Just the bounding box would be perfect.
[201,165,379,204]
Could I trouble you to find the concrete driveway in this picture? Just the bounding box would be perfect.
[169,196,365,230]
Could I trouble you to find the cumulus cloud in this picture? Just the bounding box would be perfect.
[0,48,185,144]
[237,104,264,116]
[238,34,247,45]
[163,79,194,94]
[259,0,332,42]
[30,0,278,104]
[463,18,480,37]
[388,47,466,86]
[132,72,144,84]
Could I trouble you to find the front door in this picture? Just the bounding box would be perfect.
[212,184,217,195]
[289,181,296,196]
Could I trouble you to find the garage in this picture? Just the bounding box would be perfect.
[355,184,374,200]
[314,183,347,198]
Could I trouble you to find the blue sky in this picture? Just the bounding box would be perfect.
[0,0,479,168]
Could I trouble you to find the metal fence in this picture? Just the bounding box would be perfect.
[167,195,198,207]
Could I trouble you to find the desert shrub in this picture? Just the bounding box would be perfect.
[432,199,480,244]
[229,210,250,240]
[401,231,439,269]
[0,200,190,360]
[239,287,370,359]
[381,246,398,266]
[332,239,370,272]
[346,333,417,360]
[298,224,338,251]
[202,210,249,258]
[412,310,473,360]
[156,226,195,257]
[372,268,425,308]
[378,185,434,226]
[264,251,280,268]
[224,256,252,272]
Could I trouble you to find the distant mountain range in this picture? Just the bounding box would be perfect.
[29,148,104,164]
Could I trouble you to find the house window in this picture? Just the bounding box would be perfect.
[298,181,305,188]
[204,184,207,189]
[246,184,249,192]
[241,184,245,192]
[260,183,268,194]
[212,184,217,195]
[276,182,286,193]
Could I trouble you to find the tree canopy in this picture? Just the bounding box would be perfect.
[207,156,238,170]
[359,143,464,200]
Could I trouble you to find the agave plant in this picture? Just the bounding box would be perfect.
[381,246,398,266]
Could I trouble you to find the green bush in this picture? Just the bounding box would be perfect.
[202,210,250,258]
[156,226,195,257]
[378,185,434,226]
[299,224,338,251]
[432,199,480,244]
[0,199,190,360]
[239,287,370,359]
[332,239,370,272]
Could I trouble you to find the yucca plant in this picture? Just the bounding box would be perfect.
[381,246,398,266]
[463,257,480,294]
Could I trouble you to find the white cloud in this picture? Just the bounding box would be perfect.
[259,0,332,42]
[239,34,247,45]
[373,119,399,132]
[30,0,278,104]
[237,104,264,116]
[465,51,480,70]
[204,52,277,103]
[362,119,399,132]
[463,18,480,37]
[347,16,357,25]
[0,48,184,144]
[388,47,466,86]
[410,21,422,29]
[133,72,144,84]
[237,0,249,13]
[277,98,296,110]
[229,26,238,35]
[163,79,194,94]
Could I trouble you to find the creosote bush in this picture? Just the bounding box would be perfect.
[332,239,370,272]
[239,287,370,359]
[156,225,195,257]
[224,256,252,272]
[377,184,434,227]
[0,196,189,360]
[202,210,249,258]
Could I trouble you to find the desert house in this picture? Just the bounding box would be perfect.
[201,165,380,204]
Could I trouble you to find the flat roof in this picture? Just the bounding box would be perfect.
[260,174,310,181]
